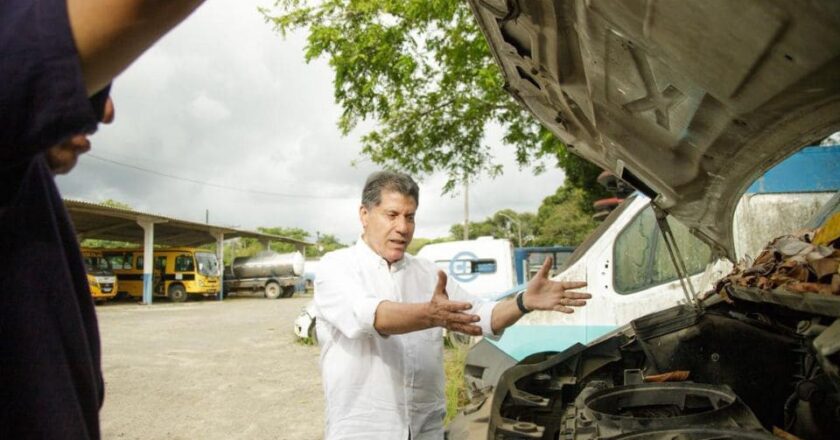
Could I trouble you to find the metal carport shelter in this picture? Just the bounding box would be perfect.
[65,198,312,304]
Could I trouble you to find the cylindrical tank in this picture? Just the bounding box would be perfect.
[231,251,304,279]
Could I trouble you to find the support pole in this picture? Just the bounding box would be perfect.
[259,238,270,251]
[212,230,225,301]
[463,176,470,240]
[137,219,156,305]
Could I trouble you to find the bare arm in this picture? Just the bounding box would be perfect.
[66,0,205,95]
[374,271,482,336]
[490,256,591,334]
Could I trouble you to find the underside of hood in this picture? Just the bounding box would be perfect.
[468,0,840,260]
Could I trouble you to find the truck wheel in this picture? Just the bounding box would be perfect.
[281,286,295,298]
[264,282,282,299]
[168,285,187,303]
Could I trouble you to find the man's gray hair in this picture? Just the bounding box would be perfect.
[361,171,420,209]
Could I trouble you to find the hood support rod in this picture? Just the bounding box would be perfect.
[652,204,702,311]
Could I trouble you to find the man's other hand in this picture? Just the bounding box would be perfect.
[523,256,591,313]
[427,271,482,336]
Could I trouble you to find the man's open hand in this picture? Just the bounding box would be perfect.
[427,271,482,336]
[523,256,591,313]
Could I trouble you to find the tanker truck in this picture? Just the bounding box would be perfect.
[223,251,305,299]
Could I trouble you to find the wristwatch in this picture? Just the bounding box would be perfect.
[516,291,531,314]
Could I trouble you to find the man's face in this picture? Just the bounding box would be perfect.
[360,190,417,264]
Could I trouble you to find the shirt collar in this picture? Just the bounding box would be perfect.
[355,235,409,272]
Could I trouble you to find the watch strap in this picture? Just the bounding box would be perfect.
[516,292,531,314]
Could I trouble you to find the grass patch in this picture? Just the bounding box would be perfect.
[295,336,317,346]
[444,342,470,425]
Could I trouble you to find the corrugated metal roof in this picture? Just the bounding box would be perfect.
[64,198,313,247]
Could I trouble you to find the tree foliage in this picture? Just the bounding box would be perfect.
[407,236,452,255]
[420,194,599,250]
[449,209,536,246]
[312,233,347,257]
[532,187,598,246]
[262,0,603,195]
[258,226,311,253]
[222,227,348,264]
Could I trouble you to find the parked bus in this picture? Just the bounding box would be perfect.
[101,248,221,302]
[81,248,118,302]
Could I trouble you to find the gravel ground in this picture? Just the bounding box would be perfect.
[96,294,323,440]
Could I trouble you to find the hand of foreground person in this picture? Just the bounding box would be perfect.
[427,271,482,336]
[522,256,591,313]
[46,98,115,175]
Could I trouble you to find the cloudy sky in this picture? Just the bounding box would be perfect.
[57,0,566,245]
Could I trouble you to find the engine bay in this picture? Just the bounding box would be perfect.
[488,298,840,439]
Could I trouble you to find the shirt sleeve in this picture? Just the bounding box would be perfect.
[0,0,106,162]
[314,252,385,339]
[446,280,501,337]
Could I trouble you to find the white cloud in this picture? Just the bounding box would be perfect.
[189,93,232,123]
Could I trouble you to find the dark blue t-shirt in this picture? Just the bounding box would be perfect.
[1,1,108,438]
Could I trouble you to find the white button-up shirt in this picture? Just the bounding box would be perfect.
[314,239,498,439]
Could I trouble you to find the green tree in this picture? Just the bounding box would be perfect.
[222,238,265,265]
[532,187,598,246]
[258,226,311,253]
[221,228,348,264]
[407,236,453,255]
[444,193,599,248]
[100,199,132,210]
[313,233,347,257]
[448,209,536,246]
[262,0,605,198]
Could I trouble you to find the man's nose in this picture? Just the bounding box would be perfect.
[394,217,409,234]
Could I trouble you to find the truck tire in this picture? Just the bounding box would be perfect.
[168,284,187,303]
[264,282,282,299]
[281,286,295,298]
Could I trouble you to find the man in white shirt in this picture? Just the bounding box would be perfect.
[314,171,590,439]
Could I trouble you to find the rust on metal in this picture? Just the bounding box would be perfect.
[644,370,690,383]
[714,219,840,298]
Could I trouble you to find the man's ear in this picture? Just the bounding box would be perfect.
[359,205,369,229]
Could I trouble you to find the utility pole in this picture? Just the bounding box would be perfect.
[463,176,470,240]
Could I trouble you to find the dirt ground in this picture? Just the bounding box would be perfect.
[96,294,323,440]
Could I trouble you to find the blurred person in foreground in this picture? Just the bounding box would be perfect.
[314,171,592,439]
[1,1,205,438]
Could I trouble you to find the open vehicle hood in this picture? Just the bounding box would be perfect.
[468,0,840,260]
